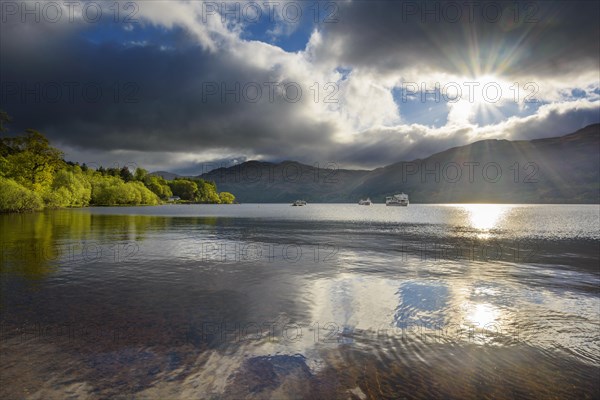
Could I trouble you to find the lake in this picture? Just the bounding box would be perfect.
[1,204,599,399]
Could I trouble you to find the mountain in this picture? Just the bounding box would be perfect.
[351,124,600,203]
[198,160,371,202]
[154,124,600,203]
[149,171,182,181]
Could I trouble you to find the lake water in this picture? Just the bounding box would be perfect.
[1,204,599,399]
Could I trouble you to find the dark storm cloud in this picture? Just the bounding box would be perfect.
[0,0,598,171]
[312,0,600,78]
[1,27,335,156]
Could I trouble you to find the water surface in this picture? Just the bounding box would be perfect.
[1,204,599,399]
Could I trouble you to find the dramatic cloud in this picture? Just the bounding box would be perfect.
[1,0,598,173]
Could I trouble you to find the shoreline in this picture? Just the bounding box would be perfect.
[2,202,599,216]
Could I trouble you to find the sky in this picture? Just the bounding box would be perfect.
[1,0,599,174]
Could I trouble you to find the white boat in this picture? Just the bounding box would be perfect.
[292,200,307,206]
[358,198,372,205]
[386,193,409,206]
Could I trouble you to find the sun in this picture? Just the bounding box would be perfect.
[470,74,509,104]
[446,74,512,125]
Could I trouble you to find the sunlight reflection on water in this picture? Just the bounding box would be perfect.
[0,205,598,398]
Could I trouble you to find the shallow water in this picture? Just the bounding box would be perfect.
[1,204,599,399]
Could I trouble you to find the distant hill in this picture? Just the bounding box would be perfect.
[154,124,600,203]
[198,161,371,203]
[352,124,600,203]
[149,171,182,180]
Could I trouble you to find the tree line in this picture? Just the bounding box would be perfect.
[0,111,235,213]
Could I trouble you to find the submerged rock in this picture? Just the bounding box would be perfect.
[223,354,313,399]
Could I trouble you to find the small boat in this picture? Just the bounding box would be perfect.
[358,198,372,205]
[386,193,409,206]
[292,200,307,206]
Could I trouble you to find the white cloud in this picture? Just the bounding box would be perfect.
[3,0,598,171]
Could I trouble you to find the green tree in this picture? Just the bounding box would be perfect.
[219,192,236,204]
[144,175,173,200]
[130,181,159,205]
[47,167,92,207]
[120,166,133,182]
[0,156,8,178]
[106,167,120,177]
[169,179,198,201]
[2,130,65,192]
[134,167,148,181]
[0,110,12,133]
[0,177,44,213]
[196,179,221,203]
[89,174,159,206]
